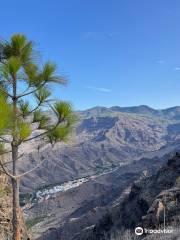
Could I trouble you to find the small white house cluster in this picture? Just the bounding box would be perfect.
[36,177,88,200]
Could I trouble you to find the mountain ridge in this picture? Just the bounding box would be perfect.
[15,104,180,239]
[79,105,180,120]
[19,104,180,192]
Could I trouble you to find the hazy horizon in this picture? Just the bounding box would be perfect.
[78,104,180,111]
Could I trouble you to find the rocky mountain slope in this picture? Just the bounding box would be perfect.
[23,150,175,240]
[12,105,180,239]
[83,153,180,240]
[19,106,180,192]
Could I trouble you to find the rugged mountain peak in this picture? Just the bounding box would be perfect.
[78,104,180,120]
[110,105,157,115]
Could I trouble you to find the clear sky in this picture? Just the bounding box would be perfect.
[1,0,180,110]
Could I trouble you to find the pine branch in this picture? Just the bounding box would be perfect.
[17,85,31,97]
[0,136,11,143]
[23,120,60,142]
[18,156,46,178]
[0,86,13,98]
[0,159,14,178]
[2,153,23,167]
[18,102,41,118]
[17,82,46,99]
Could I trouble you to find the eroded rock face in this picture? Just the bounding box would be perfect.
[143,188,180,228]
[84,153,180,240]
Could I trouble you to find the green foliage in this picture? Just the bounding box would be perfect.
[33,110,42,122]
[18,100,30,117]
[38,115,50,129]
[41,62,56,81]
[0,95,12,135]
[0,33,75,151]
[40,62,67,84]
[66,112,77,127]
[5,56,22,76]
[47,125,70,144]
[34,87,51,103]
[0,33,75,240]
[17,121,31,141]
[52,101,77,130]
[2,34,33,64]
[53,101,72,120]
[0,79,8,95]
[45,101,76,145]
[24,61,66,87]
[33,111,50,129]
[24,63,39,86]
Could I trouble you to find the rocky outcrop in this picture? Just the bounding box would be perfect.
[142,187,180,228]
[84,153,180,240]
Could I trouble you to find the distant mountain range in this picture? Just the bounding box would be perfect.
[20,105,180,192]
[16,105,180,239]
[79,105,180,120]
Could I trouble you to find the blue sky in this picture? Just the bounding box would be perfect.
[1,0,180,110]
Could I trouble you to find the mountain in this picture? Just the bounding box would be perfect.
[110,105,158,115]
[23,152,169,240]
[9,105,180,239]
[20,105,180,192]
[80,105,180,120]
[84,153,180,240]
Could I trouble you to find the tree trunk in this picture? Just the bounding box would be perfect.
[12,177,21,240]
[11,74,21,240]
[12,144,21,240]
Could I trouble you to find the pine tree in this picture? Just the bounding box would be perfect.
[0,34,75,240]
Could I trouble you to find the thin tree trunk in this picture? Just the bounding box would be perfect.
[12,144,21,240]
[12,177,21,240]
[12,73,21,240]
